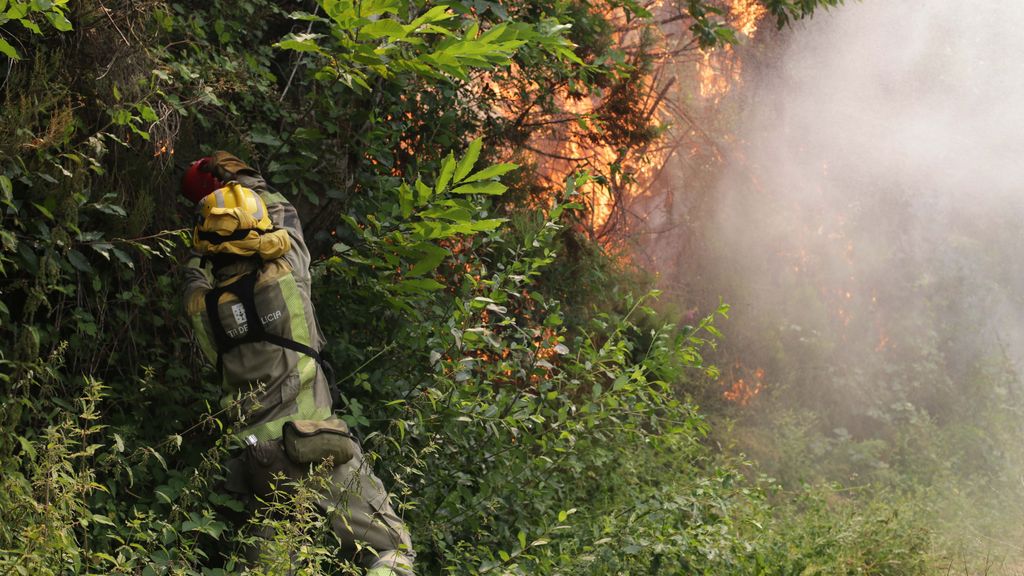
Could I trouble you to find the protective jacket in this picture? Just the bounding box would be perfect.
[183,171,333,443]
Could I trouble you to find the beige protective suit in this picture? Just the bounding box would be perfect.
[183,162,413,575]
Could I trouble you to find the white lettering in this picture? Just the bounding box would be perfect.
[221,309,283,339]
[231,303,247,325]
[260,309,283,326]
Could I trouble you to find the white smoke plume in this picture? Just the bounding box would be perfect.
[640,0,1024,563]
[681,0,1024,418]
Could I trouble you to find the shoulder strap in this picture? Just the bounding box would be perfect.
[263,332,322,365]
[203,270,324,374]
[197,229,252,244]
[204,271,263,374]
[197,226,275,245]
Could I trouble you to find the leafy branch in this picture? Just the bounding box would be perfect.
[0,0,72,60]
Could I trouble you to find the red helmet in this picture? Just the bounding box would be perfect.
[181,157,222,204]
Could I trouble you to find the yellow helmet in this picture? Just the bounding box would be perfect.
[193,182,291,260]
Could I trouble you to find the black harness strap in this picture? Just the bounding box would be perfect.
[198,229,255,244]
[263,332,322,365]
[204,270,322,375]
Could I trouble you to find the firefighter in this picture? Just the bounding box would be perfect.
[181,151,414,576]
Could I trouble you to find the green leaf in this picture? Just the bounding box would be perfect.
[286,10,323,22]
[419,205,472,221]
[129,123,150,141]
[108,107,132,125]
[394,278,443,293]
[91,514,115,527]
[67,250,93,273]
[91,202,128,217]
[360,18,407,40]
[31,202,54,220]
[450,181,507,196]
[435,152,456,195]
[408,220,454,240]
[18,17,40,33]
[46,9,72,32]
[408,244,449,277]
[414,179,432,205]
[463,162,517,182]
[360,0,401,17]
[415,22,456,38]
[321,0,355,22]
[454,138,483,183]
[90,242,114,260]
[111,247,134,269]
[5,3,27,19]
[408,5,452,29]
[137,104,158,123]
[0,174,12,198]
[397,182,414,219]
[455,218,505,233]
[16,435,36,459]
[554,44,584,65]
[251,130,283,147]
[0,37,19,60]
[274,33,324,53]
[181,515,226,539]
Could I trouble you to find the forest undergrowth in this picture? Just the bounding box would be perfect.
[0,0,1002,574]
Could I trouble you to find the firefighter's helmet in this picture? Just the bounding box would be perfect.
[192,182,290,260]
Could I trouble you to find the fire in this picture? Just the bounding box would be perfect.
[876,330,890,352]
[556,92,623,233]
[473,0,771,240]
[696,0,767,102]
[698,51,735,101]
[723,365,765,406]
[152,139,173,157]
[475,2,688,239]
[730,0,767,38]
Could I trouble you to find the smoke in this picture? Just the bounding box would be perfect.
[684,0,1024,428]
[635,0,1024,560]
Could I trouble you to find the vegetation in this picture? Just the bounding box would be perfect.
[1,0,985,574]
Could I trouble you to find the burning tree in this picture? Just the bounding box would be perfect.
[475,0,842,244]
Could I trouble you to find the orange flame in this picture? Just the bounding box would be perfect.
[723,366,765,405]
[475,0,770,239]
[153,140,173,157]
[698,51,735,101]
[876,332,890,352]
[730,0,767,38]
[697,0,767,102]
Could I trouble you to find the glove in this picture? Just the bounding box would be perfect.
[201,151,253,182]
[182,158,222,204]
